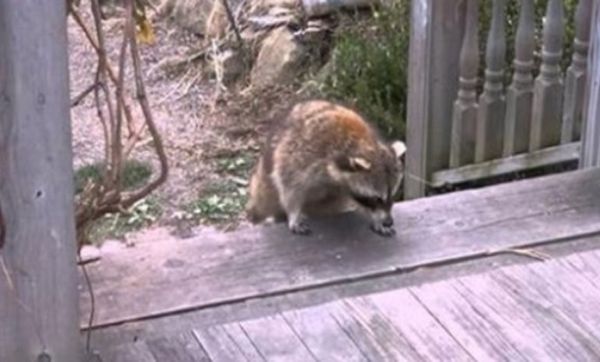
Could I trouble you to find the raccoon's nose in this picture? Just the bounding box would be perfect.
[382,216,394,227]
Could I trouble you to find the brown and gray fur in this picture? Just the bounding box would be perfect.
[246,100,406,236]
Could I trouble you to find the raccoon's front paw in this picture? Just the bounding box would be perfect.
[370,223,396,237]
[289,220,312,235]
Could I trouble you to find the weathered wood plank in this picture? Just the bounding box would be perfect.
[405,0,466,198]
[404,0,433,199]
[282,305,368,361]
[146,332,211,362]
[580,0,600,167]
[0,1,80,361]
[239,315,317,362]
[100,341,158,362]
[453,273,597,360]
[193,324,259,362]
[81,168,600,328]
[411,283,527,361]
[491,263,600,353]
[561,250,600,290]
[326,299,423,361]
[433,141,579,186]
[367,290,475,361]
[90,235,600,355]
[186,248,600,362]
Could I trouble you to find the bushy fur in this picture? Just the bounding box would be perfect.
[246,100,406,236]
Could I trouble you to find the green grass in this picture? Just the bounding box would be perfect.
[187,180,247,223]
[74,159,153,194]
[88,197,162,242]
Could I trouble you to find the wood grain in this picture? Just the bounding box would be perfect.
[282,305,368,361]
[367,290,475,361]
[100,341,158,362]
[81,168,600,328]
[453,273,597,360]
[189,249,600,362]
[146,333,210,362]
[239,315,317,362]
[0,1,80,360]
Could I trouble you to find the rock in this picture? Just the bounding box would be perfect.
[158,0,237,36]
[205,0,228,40]
[215,48,247,84]
[79,245,102,264]
[249,0,299,14]
[301,0,378,17]
[205,47,247,85]
[250,26,308,89]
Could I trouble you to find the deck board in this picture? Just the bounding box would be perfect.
[80,169,600,328]
[193,324,261,362]
[326,298,424,361]
[99,341,157,362]
[238,315,317,362]
[453,275,596,360]
[145,333,210,362]
[282,307,368,362]
[194,248,600,362]
[410,283,527,361]
[366,291,475,361]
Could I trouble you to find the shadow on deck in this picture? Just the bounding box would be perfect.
[82,168,600,361]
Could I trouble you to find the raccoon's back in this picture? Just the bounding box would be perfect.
[275,100,380,166]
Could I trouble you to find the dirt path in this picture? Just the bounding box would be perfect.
[67,5,287,242]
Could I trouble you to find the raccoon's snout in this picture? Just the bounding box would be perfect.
[382,215,394,227]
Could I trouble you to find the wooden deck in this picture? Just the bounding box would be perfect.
[82,168,600,361]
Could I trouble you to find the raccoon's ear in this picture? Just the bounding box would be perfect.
[336,155,371,172]
[391,141,407,161]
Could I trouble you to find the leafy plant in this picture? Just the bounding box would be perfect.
[187,181,247,222]
[313,2,410,141]
[216,154,253,176]
[87,197,162,242]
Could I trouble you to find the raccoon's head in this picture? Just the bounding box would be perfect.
[330,140,406,236]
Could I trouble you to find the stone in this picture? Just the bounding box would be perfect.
[250,26,308,89]
[158,0,238,36]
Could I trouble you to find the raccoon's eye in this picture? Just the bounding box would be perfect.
[352,194,383,209]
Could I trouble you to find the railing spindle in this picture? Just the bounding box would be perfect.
[450,0,480,168]
[475,0,506,162]
[561,0,593,143]
[503,0,535,156]
[530,0,565,151]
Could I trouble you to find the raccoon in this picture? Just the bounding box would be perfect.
[246,100,406,237]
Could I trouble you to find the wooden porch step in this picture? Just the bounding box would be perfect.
[80,168,600,329]
[96,247,600,361]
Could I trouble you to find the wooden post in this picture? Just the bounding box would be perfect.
[580,0,600,168]
[0,1,81,361]
[405,0,465,199]
[561,0,593,143]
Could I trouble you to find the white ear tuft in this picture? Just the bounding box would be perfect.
[350,157,372,171]
[391,141,406,159]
